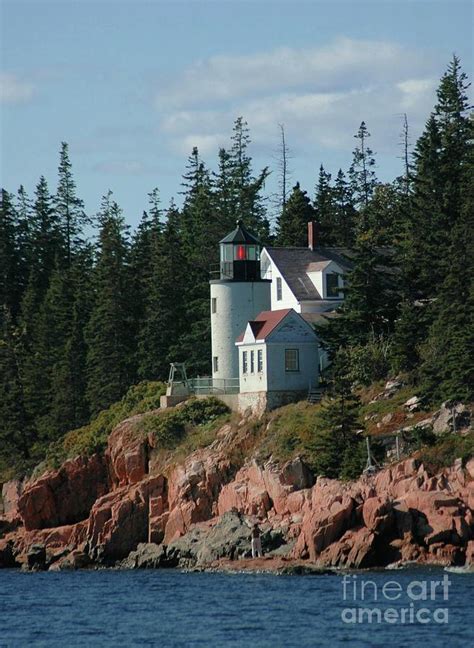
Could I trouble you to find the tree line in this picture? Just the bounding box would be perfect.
[0,57,472,475]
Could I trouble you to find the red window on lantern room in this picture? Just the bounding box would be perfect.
[236,245,246,260]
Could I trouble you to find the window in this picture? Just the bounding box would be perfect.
[213,356,218,373]
[276,276,282,301]
[326,273,340,297]
[250,350,255,373]
[285,349,299,372]
[257,349,263,372]
[242,351,248,374]
[211,297,217,314]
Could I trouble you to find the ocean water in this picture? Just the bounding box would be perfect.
[0,567,473,647]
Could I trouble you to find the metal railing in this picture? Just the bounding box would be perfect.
[189,377,240,395]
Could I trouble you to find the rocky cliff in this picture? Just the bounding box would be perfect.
[1,404,473,572]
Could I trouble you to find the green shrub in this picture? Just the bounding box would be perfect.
[140,411,186,449]
[135,397,230,452]
[344,334,393,386]
[45,381,166,466]
[419,432,474,474]
[178,397,230,426]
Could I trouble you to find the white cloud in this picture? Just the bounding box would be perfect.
[0,73,35,104]
[153,38,439,158]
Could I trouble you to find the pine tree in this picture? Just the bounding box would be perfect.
[393,57,472,373]
[332,169,356,247]
[85,193,136,414]
[55,142,88,265]
[138,203,187,379]
[0,310,34,461]
[276,182,315,246]
[349,121,377,219]
[314,165,335,245]
[179,149,216,375]
[0,190,21,328]
[228,117,270,241]
[307,350,362,478]
[29,176,63,298]
[418,142,474,402]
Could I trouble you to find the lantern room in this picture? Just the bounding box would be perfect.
[219,220,262,281]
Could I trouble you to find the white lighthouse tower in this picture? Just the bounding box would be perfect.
[210,221,271,387]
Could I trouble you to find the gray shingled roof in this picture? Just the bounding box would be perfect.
[264,246,353,302]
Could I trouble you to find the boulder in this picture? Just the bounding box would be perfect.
[87,475,165,562]
[433,402,471,435]
[167,511,256,567]
[106,416,151,487]
[49,550,90,571]
[404,396,421,412]
[362,497,393,533]
[1,480,24,520]
[316,527,379,568]
[120,543,167,569]
[18,454,108,531]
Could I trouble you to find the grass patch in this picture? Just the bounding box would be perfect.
[257,401,324,464]
[359,386,417,417]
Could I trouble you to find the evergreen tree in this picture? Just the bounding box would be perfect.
[55,142,88,264]
[393,57,472,371]
[179,149,216,374]
[332,169,357,247]
[276,182,315,246]
[0,310,34,461]
[213,147,238,234]
[307,350,362,478]
[418,142,474,402]
[29,176,63,298]
[0,190,21,328]
[349,121,377,218]
[314,165,335,245]
[85,193,136,414]
[15,185,33,302]
[138,203,187,380]
[228,117,270,241]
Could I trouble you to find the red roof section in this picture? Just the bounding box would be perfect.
[236,308,293,343]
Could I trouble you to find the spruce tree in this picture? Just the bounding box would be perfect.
[276,182,315,247]
[0,190,21,327]
[332,169,356,247]
[85,193,136,414]
[138,203,187,380]
[55,142,88,265]
[0,310,34,461]
[314,165,335,245]
[349,121,377,218]
[228,117,270,241]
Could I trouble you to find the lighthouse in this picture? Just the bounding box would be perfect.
[210,221,271,387]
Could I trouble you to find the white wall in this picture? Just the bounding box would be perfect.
[238,343,268,393]
[260,249,300,312]
[210,280,271,382]
[266,342,319,392]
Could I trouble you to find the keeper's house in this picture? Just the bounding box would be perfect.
[235,308,319,412]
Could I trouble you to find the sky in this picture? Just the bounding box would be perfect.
[1,0,473,229]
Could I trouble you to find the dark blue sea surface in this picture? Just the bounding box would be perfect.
[0,567,473,647]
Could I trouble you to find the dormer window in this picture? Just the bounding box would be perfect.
[326,273,340,298]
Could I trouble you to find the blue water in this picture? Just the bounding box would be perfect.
[0,568,473,647]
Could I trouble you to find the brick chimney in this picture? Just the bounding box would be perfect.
[307,221,317,251]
